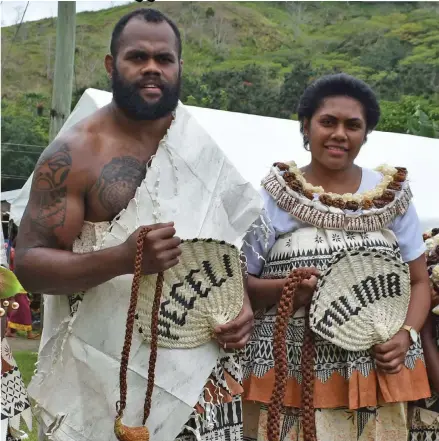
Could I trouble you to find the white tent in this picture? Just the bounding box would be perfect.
[1,189,21,204]
[10,88,439,231]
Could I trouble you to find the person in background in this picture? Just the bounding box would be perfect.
[1,228,33,441]
[4,238,39,339]
[410,228,439,440]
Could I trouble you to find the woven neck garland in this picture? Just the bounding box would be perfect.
[263,162,412,232]
[114,229,245,441]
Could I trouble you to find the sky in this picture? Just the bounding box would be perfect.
[0,1,133,27]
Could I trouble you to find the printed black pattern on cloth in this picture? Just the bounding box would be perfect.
[175,351,244,441]
[356,407,378,440]
[243,312,423,383]
[176,394,243,441]
[263,403,300,441]
[261,233,401,279]
[242,226,424,384]
[6,434,21,441]
[1,367,31,420]
[68,292,84,316]
[409,407,439,441]
[208,351,243,396]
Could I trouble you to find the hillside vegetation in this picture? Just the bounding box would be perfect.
[1,1,439,190]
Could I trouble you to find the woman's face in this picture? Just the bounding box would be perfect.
[304,96,367,171]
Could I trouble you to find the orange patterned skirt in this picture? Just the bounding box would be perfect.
[241,307,430,441]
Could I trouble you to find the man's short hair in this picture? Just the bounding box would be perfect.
[110,8,182,59]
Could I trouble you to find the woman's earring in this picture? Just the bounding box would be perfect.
[304,135,310,152]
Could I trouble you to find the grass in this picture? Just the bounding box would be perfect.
[12,350,39,441]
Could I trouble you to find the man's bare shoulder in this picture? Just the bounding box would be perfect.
[35,108,112,178]
[50,120,103,154]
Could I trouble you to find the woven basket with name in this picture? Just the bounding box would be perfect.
[114,229,245,441]
[136,238,244,349]
[309,247,411,351]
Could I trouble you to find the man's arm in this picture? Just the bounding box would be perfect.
[15,138,130,296]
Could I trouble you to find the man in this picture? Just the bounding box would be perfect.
[15,8,263,441]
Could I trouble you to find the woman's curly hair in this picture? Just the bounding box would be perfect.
[297,73,380,149]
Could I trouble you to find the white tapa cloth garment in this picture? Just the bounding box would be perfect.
[28,103,264,441]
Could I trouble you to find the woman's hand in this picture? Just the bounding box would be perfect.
[372,330,411,374]
[293,268,320,311]
[247,267,320,312]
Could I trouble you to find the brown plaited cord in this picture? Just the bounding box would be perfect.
[267,268,317,441]
[116,226,164,426]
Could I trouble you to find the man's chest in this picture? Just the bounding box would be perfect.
[85,153,151,222]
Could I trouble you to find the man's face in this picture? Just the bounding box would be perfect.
[110,18,182,121]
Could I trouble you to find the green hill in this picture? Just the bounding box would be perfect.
[1,2,439,99]
[1,1,439,190]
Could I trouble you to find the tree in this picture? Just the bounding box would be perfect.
[206,7,215,19]
[279,61,314,118]
[377,95,439,138]
[1,95,49,191]
[407,106,439,138]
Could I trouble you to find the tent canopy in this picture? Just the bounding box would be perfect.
[10,88,439,231]
[1,189,21,204]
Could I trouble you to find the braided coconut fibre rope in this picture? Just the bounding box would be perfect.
[115,228,245,441]
[267,268,317,441]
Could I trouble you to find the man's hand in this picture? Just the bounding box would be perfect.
[372,330,411,374]
[214,292,254,350]
[294,268,320,310]
[121,222,181,275]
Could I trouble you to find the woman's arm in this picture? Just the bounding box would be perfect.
[373,254,431,374]
[421,313,439,394]
[247,270,319,312]
[247,275,286,310]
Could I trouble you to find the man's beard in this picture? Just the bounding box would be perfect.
[111,68,180,121]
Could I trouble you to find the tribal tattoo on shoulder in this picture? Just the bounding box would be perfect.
[30,144,72,233]
[93,156,147,216]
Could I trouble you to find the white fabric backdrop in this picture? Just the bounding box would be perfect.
[10,88,439,231]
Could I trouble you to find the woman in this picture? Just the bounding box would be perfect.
[241,73,431,440]
[409,228,439,440]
